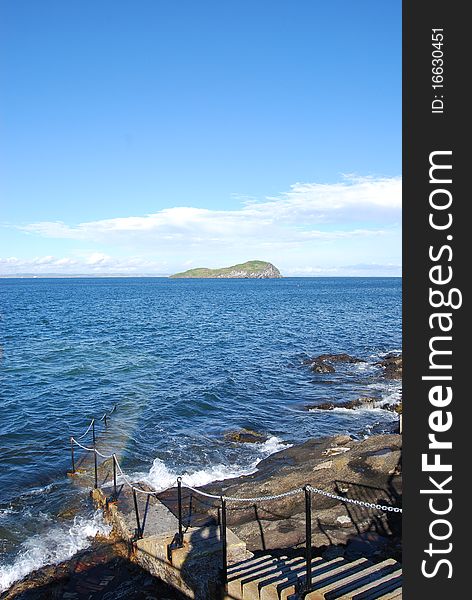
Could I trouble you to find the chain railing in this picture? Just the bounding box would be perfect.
[68,411,402,595]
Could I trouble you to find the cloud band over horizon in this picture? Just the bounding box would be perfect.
[1,175,402,276]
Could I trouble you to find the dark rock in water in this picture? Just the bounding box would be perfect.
[315,353,365,364]
[305,396,380,411]
[375,353,403,379]
[306,353,364,374]
[305,401,336,410]
[310,361,336,373]
[355,396,380,408]
[224,428,268,443]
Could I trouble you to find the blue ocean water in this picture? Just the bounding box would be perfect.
[0,277,401,589]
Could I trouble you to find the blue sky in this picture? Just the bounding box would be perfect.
[0,0,401,276]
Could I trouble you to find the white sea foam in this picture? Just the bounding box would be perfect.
[0,510,111,593]
[144,436,290,492]
[22,483,56,497]
[317,406,397,416]
[0,506,14,520]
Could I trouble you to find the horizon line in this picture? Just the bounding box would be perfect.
[0,274,402,279]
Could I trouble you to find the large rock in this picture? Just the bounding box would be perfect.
[201,434,402,556]
[306,353,365,374]
[305,397,380,411]
[311,361,336,373]
[376,353,403,379]
[224,429,268,443]
[315,353,365,364]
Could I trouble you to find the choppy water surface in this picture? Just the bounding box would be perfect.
[0,277,401,590]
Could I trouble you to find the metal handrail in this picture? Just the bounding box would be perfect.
[68,412,402,594]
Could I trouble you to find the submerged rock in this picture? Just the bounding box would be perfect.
[306,353,364,375]
[305,396,380,411]
[311,361,336,374]
[315,353,365,364]
[224,428,268,443]
[375,353,403,379]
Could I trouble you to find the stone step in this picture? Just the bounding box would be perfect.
[305,559,399,600]
[259,557,326,600]
[242,556,307,600]
[171,525,248,569]
[276,557,348,600]
[228,555,388,600]
[227,556,279,599]
[92,485,179,541]
[228,555,277,577]
[286,559,373,600]
[341,569,402,600]
[370,585,403,600]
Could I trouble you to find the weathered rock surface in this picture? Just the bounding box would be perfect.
[306,353,364,374]
[305,397,380,411]
[224,428,269,443]
[315,353,365,364]
[201,434,402,560]
[1,538,185,600]
[376,353,403,379]
[311,361,335,373]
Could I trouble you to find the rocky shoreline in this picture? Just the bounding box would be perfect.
[302,352,402,416]
[200,432,402,562]
[1,431,402,599]
[2,350,403,598]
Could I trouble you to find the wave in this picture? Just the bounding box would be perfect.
[144,436,290,492]
[20,482,56,498]
[0,510,111,593]
[312,406,397,416]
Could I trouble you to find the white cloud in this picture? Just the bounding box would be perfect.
[0,254,168,275]
[2,175,401,276]
[18,175,401,245]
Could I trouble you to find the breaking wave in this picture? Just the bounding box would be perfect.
[0,510,111,593]
[144,436,290,492]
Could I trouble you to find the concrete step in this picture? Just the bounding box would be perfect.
[290,558,371,600]
[259,557,325,600]
[305,559,400,600]
[370,585,402,600]
[228,555,277,577]
[227,555,279,600]
[242,556,307,600]
[276,557,348,600]
[225,555,398,600]
[92,484,179,541]
[341,569,402,600]
[171,525,248,569]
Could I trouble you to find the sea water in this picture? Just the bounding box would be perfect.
[0,277,401,590]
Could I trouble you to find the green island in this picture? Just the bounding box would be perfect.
[170,260,282,279]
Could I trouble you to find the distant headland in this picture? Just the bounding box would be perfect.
[170,260,282,279]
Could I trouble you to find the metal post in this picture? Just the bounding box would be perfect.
[92,419,96,444]
[133,488,142,539]
[220,497,228,589]
[177,477,183,545]
[304,486,312,592]
[113,455,117,498]
[94,450,98,489]
[70,437,75,473]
